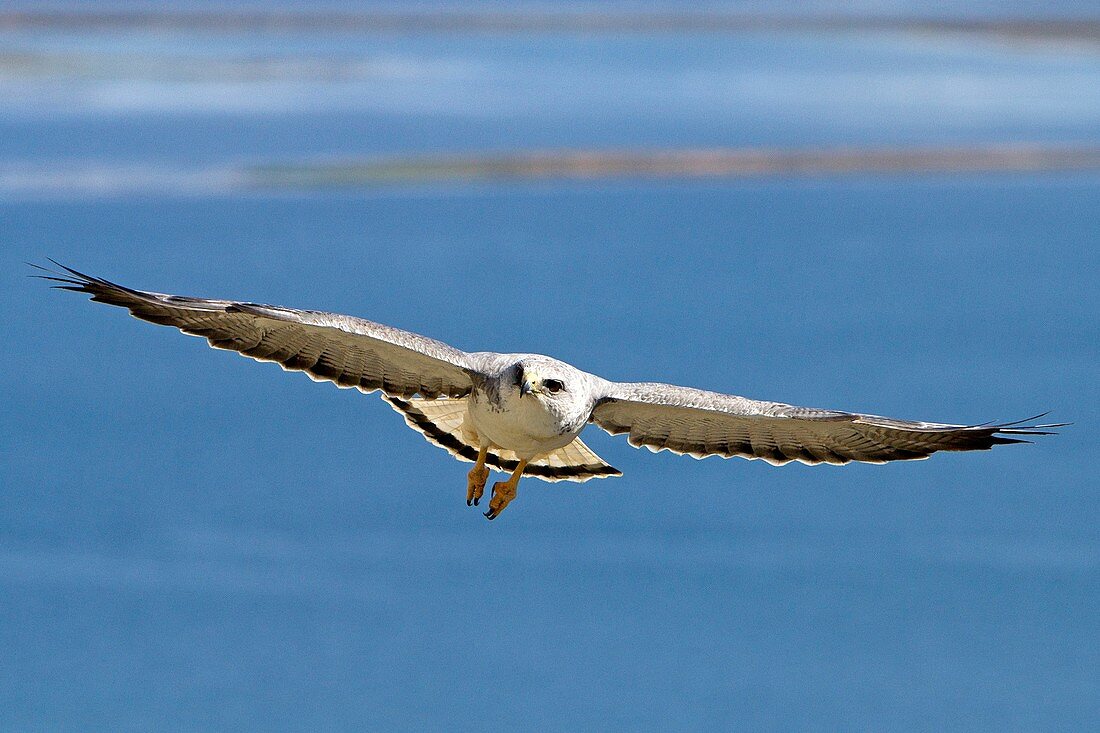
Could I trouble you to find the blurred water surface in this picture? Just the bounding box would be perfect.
[1,4,1097,731]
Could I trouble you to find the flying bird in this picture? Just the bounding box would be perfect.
[36,262,1061,520]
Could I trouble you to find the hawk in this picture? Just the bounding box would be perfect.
[37,262,1061,520]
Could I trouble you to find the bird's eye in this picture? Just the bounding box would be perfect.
[543,379,565,394]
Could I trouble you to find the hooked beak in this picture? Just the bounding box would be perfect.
[519,378,534,397]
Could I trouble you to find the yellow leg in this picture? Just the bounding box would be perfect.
[467,446,490,507]
[484,460,528,521]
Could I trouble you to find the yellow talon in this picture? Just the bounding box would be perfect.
[467,447,490,506]
[484,460,527,520]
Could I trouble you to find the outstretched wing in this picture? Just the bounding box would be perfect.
[590,382,1062,465]
[38,262,477,399]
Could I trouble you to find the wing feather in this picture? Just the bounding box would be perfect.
[591,381,1062,465]
[39,262,477,399]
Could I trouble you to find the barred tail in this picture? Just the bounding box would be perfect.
[384,396,622,483]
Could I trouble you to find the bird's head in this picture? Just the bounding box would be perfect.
[510,355,599,431]
[517,361,568,400]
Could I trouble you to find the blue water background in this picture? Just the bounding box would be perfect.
[1,5,1098,730]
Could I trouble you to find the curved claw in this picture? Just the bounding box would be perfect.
[483,476,521,521]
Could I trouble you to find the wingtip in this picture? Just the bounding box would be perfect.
[983,412,1068,437]
[31,259,98,293]
[30,258,90,281]
[46,258,99,283]
[994,411,1051,428]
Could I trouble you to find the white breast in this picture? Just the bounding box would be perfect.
[466,385,580,459]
